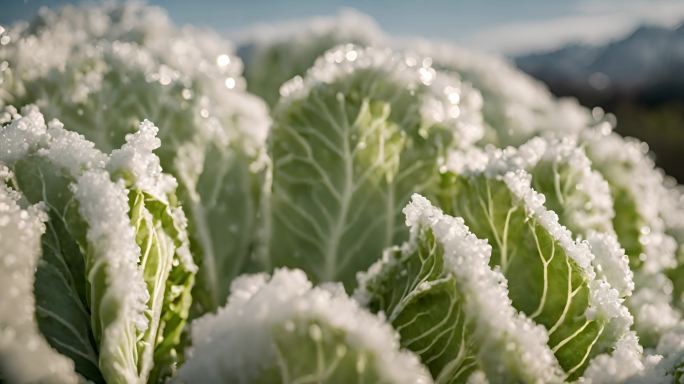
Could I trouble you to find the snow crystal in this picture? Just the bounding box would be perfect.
[41,119,108,173]
[587,231,634,298]
[580,332,644,383]
[629,272,681,341]
[0,105,47,163]
[622,324,684,384]
[108,119,178,201]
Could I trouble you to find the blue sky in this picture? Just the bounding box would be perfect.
[2,0,684,53]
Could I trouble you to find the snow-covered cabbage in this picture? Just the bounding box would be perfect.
[0,106,196,383]
[403,40,591,147]
[0,2,271,314]
[438,149,634,380]
[581,129,680,346]
[268,44,483,288]
[237,9,385,106]
[357,194,562,383]
[359,153,634,381]
[1,4,684,384]
[407,40,683,346]
[175,268,431,384]
[0,162,79,384]
[404,38,684,349]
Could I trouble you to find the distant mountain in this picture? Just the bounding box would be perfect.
[515,23,684,105]
[515,23,684,183]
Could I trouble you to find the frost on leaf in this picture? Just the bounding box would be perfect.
[107,119,197,382]
[517,137,615,236]
[176,268,432,384]
[0,105,196,383]
[451,137,634,299]
[0,166,79,384]
[403,40,591,147]
[357,194,564,383]
[584,130,675,274]
[620,324,684,383]
[0,2,271,315]
[237,9,385,106]
[269,44,484,288]
[437,147,633,380]
[583,129,680,346]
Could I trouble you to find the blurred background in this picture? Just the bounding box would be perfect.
[3,0,683,181]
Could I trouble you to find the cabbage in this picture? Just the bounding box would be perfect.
[237,10,384,106]
[357,194,562,383]
[358,155,634,381]
[439,148,634,379]
[404,41,591,147]
[175,268,431,384]
[582,130,680,346]
[410,39,683,348]
[0,3,271,314]
[0,106,196,383]
[268,44,483,288]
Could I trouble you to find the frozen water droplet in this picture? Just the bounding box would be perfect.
[592,106,604,121]
[345,49,358,61]
[447,91,460,104]
[216,54,231,67]
[224,77,236,89]
[418,67,435,85]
